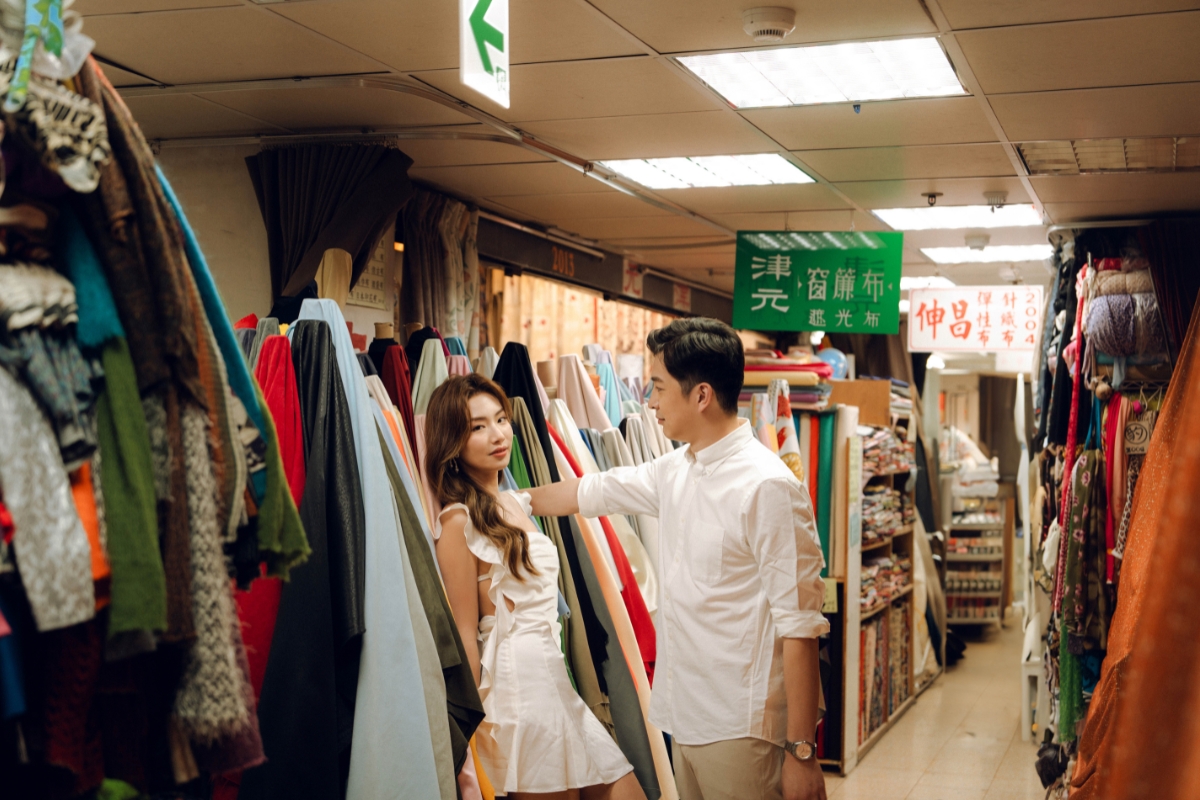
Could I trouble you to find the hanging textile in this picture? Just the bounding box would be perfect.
[412,338,449,415]
[1071,291,1199,798]
[245,143,413,302]
[477,346,500,380]
[596,361,623,428]
[292,300,442,800]
[405,325,451,373]
[380,345,419,470]
[558,354,612,431]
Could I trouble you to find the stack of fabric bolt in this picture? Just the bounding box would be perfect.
[860,425,915,476]
[741,349,833,410]
[862,484,905,543]
[860,554,913,609]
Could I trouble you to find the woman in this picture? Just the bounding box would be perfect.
[426,374,645,800]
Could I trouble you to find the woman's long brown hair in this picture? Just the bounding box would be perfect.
[425,374,537,579]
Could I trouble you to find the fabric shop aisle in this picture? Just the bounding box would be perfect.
[825,623,1042,800]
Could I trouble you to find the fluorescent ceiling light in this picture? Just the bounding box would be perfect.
[921,245,1054,264]
[678,37,966,109]
[900,275,955,290]
[873,205,1042,230]
[601,154,813,189]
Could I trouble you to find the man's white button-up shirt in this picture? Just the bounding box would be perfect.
[578,418,828,746]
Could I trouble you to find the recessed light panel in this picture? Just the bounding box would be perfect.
[873,205,1042,230]
[921,245,1053,264]
[601,154,813,189]
[678,37,966,109]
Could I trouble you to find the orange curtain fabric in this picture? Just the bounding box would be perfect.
[1073,303,1200,798]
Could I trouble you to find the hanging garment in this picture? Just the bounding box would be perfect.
[412,337,449,415]
[436,493,634,795]
[241,319,366,800]
[559,354,613,431]
[0,365,94,631]
[294,299,442,800]
[448,354,472,376]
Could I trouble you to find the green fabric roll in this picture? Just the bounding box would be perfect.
[817,410,836,578]
[508,433,532,490]
[252,381,310,579]
[96,338,167,637]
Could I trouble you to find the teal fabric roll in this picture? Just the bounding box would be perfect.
[817,411,836,577]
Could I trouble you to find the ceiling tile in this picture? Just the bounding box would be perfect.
[900,227,1052,249]
[958,12,1200,94]
[795,144,1015,182]
[834,177,1031,208]
[123,94,289,139]
[991,84,1200,142]
[558,216,721,240]
[707,210,887,232]
[588,0,935,54]
[276,0,641,74]
[392,137,549,168]
[87,7,383,84]
[521,110,770,161]
[413,58,721,123]
[97,60,156,87]
[741,97,996,150]
[410,161,605,198]
[939,1,1200,29]
[1030,172,1200,203]
[496,192,672,220]
[75,0,236,13]
[201,86,472,131]
[655,184,851,214]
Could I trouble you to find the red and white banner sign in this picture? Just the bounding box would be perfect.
[908,285,1043,353]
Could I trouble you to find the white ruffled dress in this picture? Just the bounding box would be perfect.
[436,491,633,794]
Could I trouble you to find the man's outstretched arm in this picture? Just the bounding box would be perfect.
[525,478,582,517]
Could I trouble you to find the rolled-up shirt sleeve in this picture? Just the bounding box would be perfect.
[745,476,830,639]
[577,460,661,519]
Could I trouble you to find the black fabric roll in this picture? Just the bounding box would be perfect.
[241,319,366,800]
[366,336,398,374]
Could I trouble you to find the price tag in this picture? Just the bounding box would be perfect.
[822,577,838,614]
[1125,410,1156,455]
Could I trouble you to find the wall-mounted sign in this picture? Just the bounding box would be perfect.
[622,260,644,299]
[460,0,509,108]
[733,231,903,333]
[347,226,392,310]
[672,284,692,313]
[908,285,1044,353]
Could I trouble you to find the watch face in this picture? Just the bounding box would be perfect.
[789,741,814,760]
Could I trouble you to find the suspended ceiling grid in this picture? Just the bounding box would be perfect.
[83,0,1200,293]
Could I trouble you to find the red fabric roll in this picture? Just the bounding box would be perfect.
[255,336,305,505]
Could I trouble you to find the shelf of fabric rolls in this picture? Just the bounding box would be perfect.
[944,493,1015,628]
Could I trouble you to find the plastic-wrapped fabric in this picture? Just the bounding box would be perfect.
[292,300,442,800]
[1085,293,1167,357]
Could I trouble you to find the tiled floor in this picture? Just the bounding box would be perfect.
[822,620,1046,800]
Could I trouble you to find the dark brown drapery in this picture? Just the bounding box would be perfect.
[400,189,449,331]
[246,143,414,302]
[1139,218,1200,363]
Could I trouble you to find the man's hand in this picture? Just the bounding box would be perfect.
[783,755,826,800]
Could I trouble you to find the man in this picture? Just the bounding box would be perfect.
[526,318,828,800]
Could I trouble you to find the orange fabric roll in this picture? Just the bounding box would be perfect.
[70,463,111,610]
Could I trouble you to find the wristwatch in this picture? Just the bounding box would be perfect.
[784,740,816,762]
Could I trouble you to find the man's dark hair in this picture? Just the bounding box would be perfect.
[646,317,744,414]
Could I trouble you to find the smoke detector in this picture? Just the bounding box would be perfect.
[965,233,991,250]
[742,7,796,42]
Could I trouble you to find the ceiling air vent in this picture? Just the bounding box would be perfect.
[742,7,796,43]
[1018,136,1200,175]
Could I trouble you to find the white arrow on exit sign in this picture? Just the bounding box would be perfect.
[460,0,509,108]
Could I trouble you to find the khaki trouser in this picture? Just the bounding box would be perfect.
[671,738,784,800]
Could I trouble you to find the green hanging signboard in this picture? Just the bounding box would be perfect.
[732,231,904,334]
